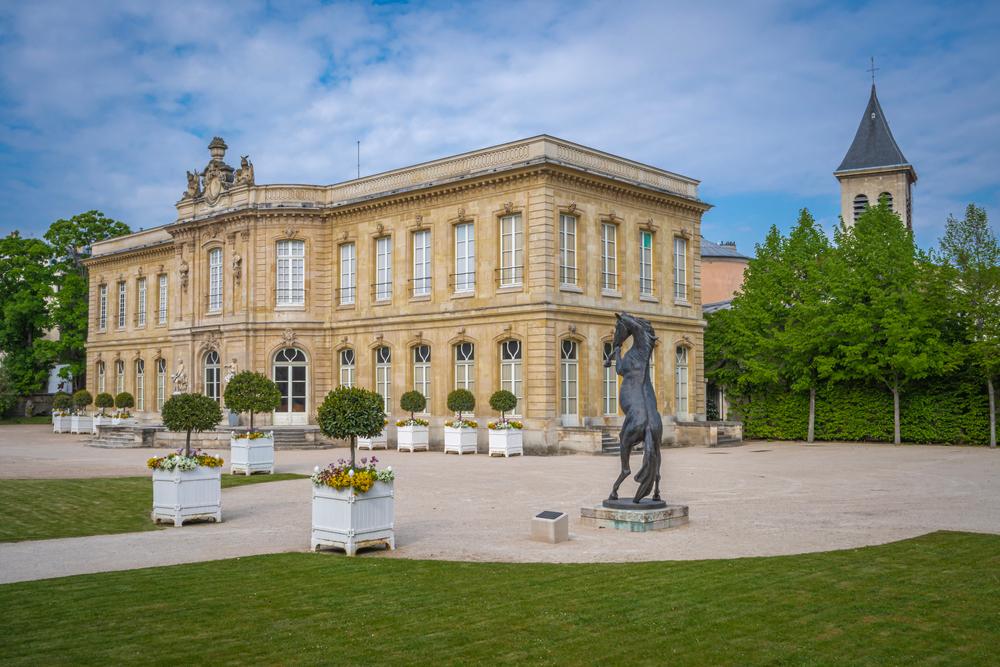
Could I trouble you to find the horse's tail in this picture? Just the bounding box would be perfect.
[633,426,656,498]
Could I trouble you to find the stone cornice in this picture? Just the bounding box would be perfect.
[82,240,173,267]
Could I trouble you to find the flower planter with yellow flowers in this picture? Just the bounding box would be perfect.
[149,451,224,527]
[488,420,524,457]
[230,430,274,475]
[310,458,395,556]
[443,419,478,454]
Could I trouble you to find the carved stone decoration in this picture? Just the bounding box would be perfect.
[568,324,577,335]
[375,333,384,344]
[202,137,235,206]
[133,350,141,360]
[457,327,466,336]
[136,266,144,277]
[183,169,202,199]
[375,222,384,235]
[178,259,189,290]
[567,202,577,214]
[640,217,658,232]
[171,359,189,394]
[503,201,514,214]
[240,229,250,242]
[340,230,349,241]
[281,328,296,346]
[114,351,121,360]
[231,252,242,285]
[235,155,255,186]
[200,332,221,353]
[224,359,239,383]
[153,348,162,361]
[283,226,298,239]
[457,207,466,219]
[414,214,424,228]
[95,352,102,361]
[340,336,348,344]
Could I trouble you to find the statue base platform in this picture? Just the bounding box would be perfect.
[602,498,667,510]
[580,502,688,532]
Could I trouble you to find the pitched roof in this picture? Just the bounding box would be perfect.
[701,239,749,259]
[835,85,916,180]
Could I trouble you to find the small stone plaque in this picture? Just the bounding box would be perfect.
[531,510,569,543]
[536,510,564,520]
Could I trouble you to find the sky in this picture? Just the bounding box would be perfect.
[1,0,997,255]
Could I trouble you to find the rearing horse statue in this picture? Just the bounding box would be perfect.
[605,312,663,504]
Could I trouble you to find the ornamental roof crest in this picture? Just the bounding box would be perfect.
[182,137,255,204]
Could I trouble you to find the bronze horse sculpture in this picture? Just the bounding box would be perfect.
[605,312,663,506]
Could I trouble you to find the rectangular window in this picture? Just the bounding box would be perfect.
[339,242,356,305]
[117,281,127,328]
[375,347,391,413]
[603,342,617,415]
[413,345,431,405]
[673,237,688,301]
[135,360,144,412]
[115,360,125,395]
[454,222,475,293]
[601,223,617,291]
[559,214,577,286]
[156,359,166,411]
[499,213,523,287]
[276,240,305,305]
[454,343,474,392]
[412,230,431,296]
[158,275,168,324]
[675,347,689,416]
[339,349,355,388]
[98,284,107,330]
[375,236,392,301]
[137,277,146,327]
[640,230,654,296]
[208,248,223,312]
[499,340,523,415]
[97,362,105,394]
[560,340,578,416]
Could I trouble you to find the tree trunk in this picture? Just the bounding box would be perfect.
[185,429,192,457]
[892,386,901,446]
[988,376,996,449]
[350,435,356,468]
[249,410,254,432]
[807,387,816,443]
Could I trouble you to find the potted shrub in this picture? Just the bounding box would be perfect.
[149,393,224,526]
[488,390,524,457]
[358,416,388,450]
[395,390,429,452]
[223,371,280,475]
[52,391,72,433]
[93,392,114,432]
[113,392,135,426]
[313,386,396,555]
[444,389,478,454]
[70,390,93,434]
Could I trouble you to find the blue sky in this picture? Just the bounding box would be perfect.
[1,0,997,254]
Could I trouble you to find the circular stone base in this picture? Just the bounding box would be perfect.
[602,498,667,510]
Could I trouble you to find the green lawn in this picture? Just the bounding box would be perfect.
[0,531,997,665]
[0,473,307,542]
[0,415,52,425]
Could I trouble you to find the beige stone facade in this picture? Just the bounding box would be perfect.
[835,166,913,229]
[84,136,711,451]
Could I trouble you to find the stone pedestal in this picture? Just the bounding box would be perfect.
[580,503,688,532]
[531,510,569,543]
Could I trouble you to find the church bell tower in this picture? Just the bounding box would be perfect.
[834,82,917,229]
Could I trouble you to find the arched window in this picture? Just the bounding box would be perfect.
[277,240,305,305]
[135,359,145,411]
[603,342,617,415]
[413,345,431,406]
[339,348,355,388]
[156,359,166,411]
[853,194,869,221]
[273,348,307,424]
[97,361,106,394]
[204,351,220,402]
[675,346,689,417]
[454,342,474,392]
[374,347,392,413]
[115,359,125,395]
[208,248,223,312]
[879,191,894,210]
[560,340,578,416]
[499,339,522,414]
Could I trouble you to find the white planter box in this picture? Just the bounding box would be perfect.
[70,415,93,434]
[397,424,429,452]
[488,429,524,457]
[92,415,103,434]
[444,426,478,454]
[230,434,275,475]
[52,415,65,433]
[111,417,137,427]
[311,481,395,556]
[151,465,222,527]
[357,429,387,450]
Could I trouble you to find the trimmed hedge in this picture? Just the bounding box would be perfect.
[737,378,992,445]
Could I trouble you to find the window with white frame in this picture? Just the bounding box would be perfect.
[559,214,577,286]
[454,223,475,292]
[118,281,127,328]
[135,359,144,411]
[208,248,223,312]
[339,348,355,388]
[675,346,689,416]
[639,230,654,296]
[375,346,391,413]
[157,275,168,324]
[673,237,688,301]
[339,242,356,305]
[603,342,617,415]
[601,223,618,291]
[560,339,578,416]
[454,342,474,392]
[115,359,124,395]
[412,230,431,296]
[204,351,220,402]
[413,345,431,405]
[375,237,392,301]
[276,240,305,305]
[499,339,522,414]
[499,213,523,287]
[156,359,166,411]
[137,277,146,327]
[98,284,108,330]
[97,361,105,394]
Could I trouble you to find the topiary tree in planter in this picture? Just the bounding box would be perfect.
[447,389,475,423]
[223,371,281,432]
[95,392,115,415]
[489,390,517,425]
[114,392,134,411]
[52,391,72,412]
[318,386,385,468]
[161,392,223,457]
[72,389,93,414]
[399,390,426,422]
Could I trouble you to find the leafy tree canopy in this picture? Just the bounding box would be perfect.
[447,389,475,419]
[161,393,223,456]
[317,386,385,467]
[115,392,134,409]
[399,390,426,418]
[223,371,281,431]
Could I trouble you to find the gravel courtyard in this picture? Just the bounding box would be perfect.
[1,425,998,583]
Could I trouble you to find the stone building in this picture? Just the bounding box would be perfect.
[84,135,711,451]
[699,240,749,312]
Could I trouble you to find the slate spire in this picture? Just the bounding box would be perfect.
[835,84,916,180]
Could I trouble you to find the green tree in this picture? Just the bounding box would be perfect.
[72,389,92,414]
[222,371,281,432]
[447,389,475,423]
[489,390,517,424]
[399,390,426,421]
[44,211,131,389]
[115,392,135,410]
[95,392,115,415]
[317,386,385,468]
[828,202,955,444]
[161,393,223,456]
[938,204,1000,447]
[51,391,73,412]
[0,233,56,395]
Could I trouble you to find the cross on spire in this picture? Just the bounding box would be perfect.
[867,56,879,85]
